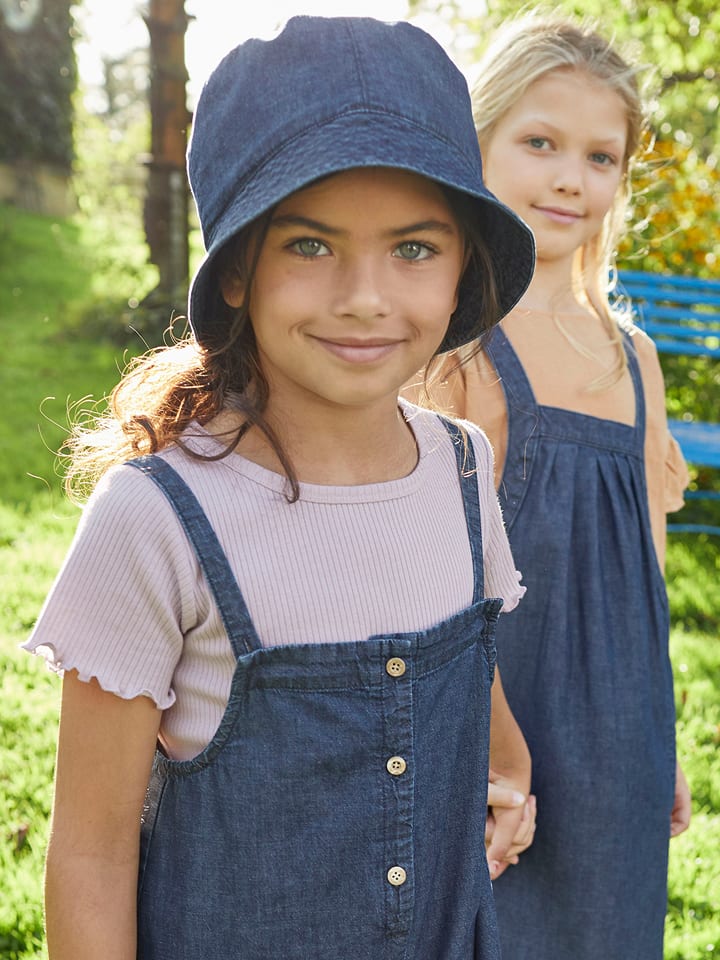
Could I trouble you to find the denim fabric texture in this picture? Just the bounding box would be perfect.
[485,327,677,959]
[186,15,535,352]
[128,418,503,960]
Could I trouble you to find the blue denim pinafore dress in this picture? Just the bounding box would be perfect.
[129,420,502,960]
[485,328,676,959]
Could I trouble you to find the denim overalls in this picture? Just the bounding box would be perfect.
[129,420,503,960]
[485,328,676,959]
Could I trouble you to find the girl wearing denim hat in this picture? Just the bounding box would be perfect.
[25,16,536,960]
[415,12,691,959]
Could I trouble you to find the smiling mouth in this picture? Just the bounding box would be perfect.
[535,206,584,224]
[314,337,402,364]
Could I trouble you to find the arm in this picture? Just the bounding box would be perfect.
[632,329,689,569]
[45,670,161,960]
[486,666,532,879]
[631,335,692,840]
[671,761,691,837]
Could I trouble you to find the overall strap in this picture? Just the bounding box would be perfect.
[622,329,647,448]
[484,325,537,409]
[484,325,541,529]
[126,455,259,658]
[440,418,485,603]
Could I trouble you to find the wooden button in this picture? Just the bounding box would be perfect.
[386,657,406,677]
[386,756,407,776]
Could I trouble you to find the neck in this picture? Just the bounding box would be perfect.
[238,396,418,486]
[518,254,587,315]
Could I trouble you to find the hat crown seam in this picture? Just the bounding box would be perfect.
[346,20,369,106]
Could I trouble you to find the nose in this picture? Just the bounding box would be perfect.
[552,153,584,196]
[331,254,392,321]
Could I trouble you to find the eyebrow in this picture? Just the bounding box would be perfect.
[270,214,458,237]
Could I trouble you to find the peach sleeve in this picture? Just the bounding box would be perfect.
[630,329,689,569]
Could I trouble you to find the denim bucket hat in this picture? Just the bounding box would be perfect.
[187,15,535,353]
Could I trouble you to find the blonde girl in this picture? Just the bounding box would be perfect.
[421,12,691,959]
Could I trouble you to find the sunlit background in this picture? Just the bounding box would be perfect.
[73,0,470,105]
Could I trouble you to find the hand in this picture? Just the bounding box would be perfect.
[486,670,533,880]
[486,770,536,880]
[671,762,691,837]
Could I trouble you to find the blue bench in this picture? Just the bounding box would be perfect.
[617,269,720,534]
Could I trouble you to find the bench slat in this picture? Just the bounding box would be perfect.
[641,319,720,337]
[620,268,720,292]
[635,308,720,327]
[668,420,720,468]
[652,338,720,358]
[621,286,720,310]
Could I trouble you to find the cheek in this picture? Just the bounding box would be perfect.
[592,174,624,217]
[418,268,464,325]
[592,193,616,225]
[482,142,525,202]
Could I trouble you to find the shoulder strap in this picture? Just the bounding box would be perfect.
[126,455,259,657]
[439,418,485,603]
[484,326,541,530]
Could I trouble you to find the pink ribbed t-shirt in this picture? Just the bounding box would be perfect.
[25,403,523,759]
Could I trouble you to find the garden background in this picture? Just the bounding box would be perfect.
[1,0,719,957]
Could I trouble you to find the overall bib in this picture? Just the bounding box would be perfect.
[129,420,503,960]
[485,328,676,959]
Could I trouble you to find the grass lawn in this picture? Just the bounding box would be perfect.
[0,204,718,958]
[1,205,141,957]
[0,208,133,506]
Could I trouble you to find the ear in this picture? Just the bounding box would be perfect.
[220,272,245,308]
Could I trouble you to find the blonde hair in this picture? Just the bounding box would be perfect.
[471,11,649,387]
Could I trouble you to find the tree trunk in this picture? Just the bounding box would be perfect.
[143,0,191,319]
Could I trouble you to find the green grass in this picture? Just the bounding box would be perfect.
[665,619,720,959]
[0,206,135,506]
[0,619,59,959]
[0,203,132,959]
[0,203,718,958]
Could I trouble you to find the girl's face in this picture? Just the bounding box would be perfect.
[482,67,628,267]
[223,167,465,416]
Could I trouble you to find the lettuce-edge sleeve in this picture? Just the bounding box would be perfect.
[23,464,200,709]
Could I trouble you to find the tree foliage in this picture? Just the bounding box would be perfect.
[621,137,720,277]
[409,0,719,160]
[0,0,77,168]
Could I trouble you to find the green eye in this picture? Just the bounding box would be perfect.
[395,241,431,261]
[292,238,329,257]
